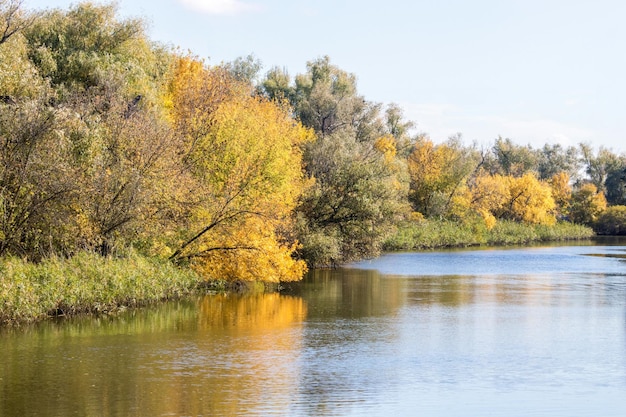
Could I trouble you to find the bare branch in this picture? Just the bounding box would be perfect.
[0,0,36,45]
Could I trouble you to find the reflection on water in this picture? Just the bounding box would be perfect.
[0,294,307,417]
[2,243,626,416]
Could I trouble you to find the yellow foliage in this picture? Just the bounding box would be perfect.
[191,217,307,282]
[505,173,556,225]
[549,171,572,216]
[407,137,475,217]
[480,210,498,230]
[374,134,397,163]
[167,58,313,282]
[470,172,510,214]
[467,171,556,227]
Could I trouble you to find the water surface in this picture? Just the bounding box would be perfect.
[2,241,626,416]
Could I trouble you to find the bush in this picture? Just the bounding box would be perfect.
[594,206,626,235]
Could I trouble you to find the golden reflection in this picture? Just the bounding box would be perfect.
[197,292,307,330]
[1,293,308,417]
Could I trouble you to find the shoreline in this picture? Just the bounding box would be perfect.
[0,221,598,326]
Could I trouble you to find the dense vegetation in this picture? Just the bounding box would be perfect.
[1,1,625,322]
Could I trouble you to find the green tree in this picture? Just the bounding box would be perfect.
[267,57,408,266]
[488,136,537,177]
[569,183,607,225]
[296,131,407,266]
[604,164,626,206]
[579,143,623,193]
[24,2,153,96]
[536,143,580,180]
[0,98,80,257]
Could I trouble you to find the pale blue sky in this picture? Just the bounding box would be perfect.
[25,0,626,152]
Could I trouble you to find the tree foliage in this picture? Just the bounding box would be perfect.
[260,56,410,266]
[167,57,311,280]
[568,183,607,226]
[594,205,626,235]
[2,0,626,286]
[407,136,478,218]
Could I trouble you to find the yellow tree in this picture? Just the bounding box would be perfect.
[548,171,572,219]
[407,137,477,217]
[467,171,510,228]
[168,58,313,282]
[501,173,556,225]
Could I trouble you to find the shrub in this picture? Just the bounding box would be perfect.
[594,206,626,235]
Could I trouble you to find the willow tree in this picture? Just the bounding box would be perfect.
[261,57,410,266]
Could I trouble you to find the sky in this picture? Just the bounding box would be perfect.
[24,0,626,152]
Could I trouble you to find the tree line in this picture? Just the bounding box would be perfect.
[1,1,625,281]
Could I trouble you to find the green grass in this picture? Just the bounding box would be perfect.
[0,251,204,325]
[384,219,595,251]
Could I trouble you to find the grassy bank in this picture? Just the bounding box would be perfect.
[1,220,595,325]
[384,219,595,251]
[0,251,205,325]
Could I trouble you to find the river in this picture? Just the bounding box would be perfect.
[2,239,626,416]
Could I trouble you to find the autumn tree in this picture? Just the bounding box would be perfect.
[407,136,478,218]
[499,173,556,225]
[466,171,510,228]
[548,171,572,219]
[168,57,311,281]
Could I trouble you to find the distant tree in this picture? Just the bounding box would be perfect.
[384,103,416,156]
[568,183,607,225]
[407,136,478,218]
[548,172,572,219]
[222,54,262,85]
[466,171,510,229]
[604,164,626,206]
[261,66,294,102]
[489,136,537,177]
[536,143,580,180]
[579,143,623,193]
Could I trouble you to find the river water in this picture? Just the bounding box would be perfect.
[2,240,626,416]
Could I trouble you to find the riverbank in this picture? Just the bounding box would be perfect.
[0,220,595,325]
[0,251,207,325]
[384,219,595,251]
